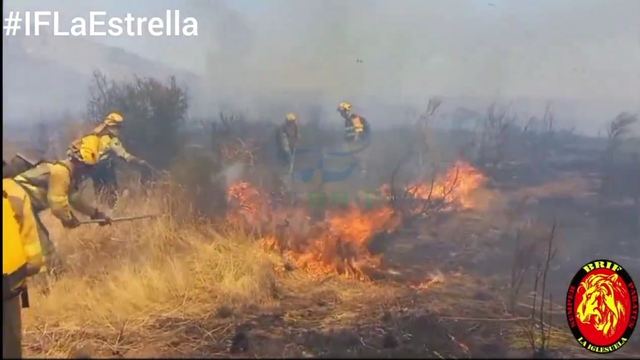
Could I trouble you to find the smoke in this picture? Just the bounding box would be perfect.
[2,0,639,133]
[219,162,246,188]
[192,1,640,100]
[192,0,639,134]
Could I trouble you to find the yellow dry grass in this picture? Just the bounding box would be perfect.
[22,182,279,357]
[19,179,554,358]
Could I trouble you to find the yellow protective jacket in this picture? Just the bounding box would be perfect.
[344,113,370,142]
[3,179,44,295]
[13,161,95,223]
[68,127,138,165]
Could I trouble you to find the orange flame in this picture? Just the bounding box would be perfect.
[226,160,486,281]
[410,271,445,291]
[287,205,400,280]
[255,205,400,281]
[406,160,487,210]
[226,181,271,228]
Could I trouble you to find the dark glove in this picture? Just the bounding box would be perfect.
[91,208,112,226]
[61,215,80,229]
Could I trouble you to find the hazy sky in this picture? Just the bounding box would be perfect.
[3,0,640,131]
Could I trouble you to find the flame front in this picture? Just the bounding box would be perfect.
[258,205,400,281]
[226,160,487,281]
[405,160,487,210]
[292,205,400,280]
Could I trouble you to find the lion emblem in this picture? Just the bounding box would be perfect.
[576,273,627,337]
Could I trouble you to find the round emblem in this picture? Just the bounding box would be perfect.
[566,259,638,353]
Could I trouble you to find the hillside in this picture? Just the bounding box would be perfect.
[2,34,201,123]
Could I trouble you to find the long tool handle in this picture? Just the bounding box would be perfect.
[79,214,160,225]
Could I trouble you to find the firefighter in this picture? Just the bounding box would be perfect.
[337,101,372,175]
[67,112,151,207]
[337,101,370,143]
[13,149,112,272]
[276,112,300,168]
[3,161,45,359]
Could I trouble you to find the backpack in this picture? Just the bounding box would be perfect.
[69,133,104,165]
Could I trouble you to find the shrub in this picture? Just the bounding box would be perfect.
[87,70,188,168]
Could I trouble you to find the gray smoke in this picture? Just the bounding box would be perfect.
[3,0,639,135]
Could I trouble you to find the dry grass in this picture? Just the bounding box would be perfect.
[17,179,589,357]
[22,183,279,357]
[19,179,415,357]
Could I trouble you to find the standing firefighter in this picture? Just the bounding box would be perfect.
[276,112,300,168]
[337,101,370,143]
[67,112,151,207]
[337,101,372,175]
[3,161,45,359]
[13,148,112,272]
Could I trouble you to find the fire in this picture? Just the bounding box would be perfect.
[226,181,271,228]
[226,160,486,281]
[405,160,487,210]
[327,205,398,249]
[290,205,400,280]
[258,205,400,281]
[410,271,445,291]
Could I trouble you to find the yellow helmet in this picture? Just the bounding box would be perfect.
[337,101,352,112]
[285,112,297,122]
[104,112,124,127]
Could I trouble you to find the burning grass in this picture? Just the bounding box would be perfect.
[21,160,496,357]
[274,205,401,281]
[405,160,489,211]
[226,181,402,281]
[226,160,489,282]
[226,181,272,229]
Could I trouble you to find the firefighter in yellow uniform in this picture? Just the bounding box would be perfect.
[68,112,148,166]
[13,149,112,271]
[337,101,370,143]
[3,162,45,359]
[67,112,150,207]
[337,101,372,175]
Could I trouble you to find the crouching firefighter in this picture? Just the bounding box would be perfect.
[276,112,300,168]
[12,148,112,273]
[67,111,151,208]
[3,161,45,359]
